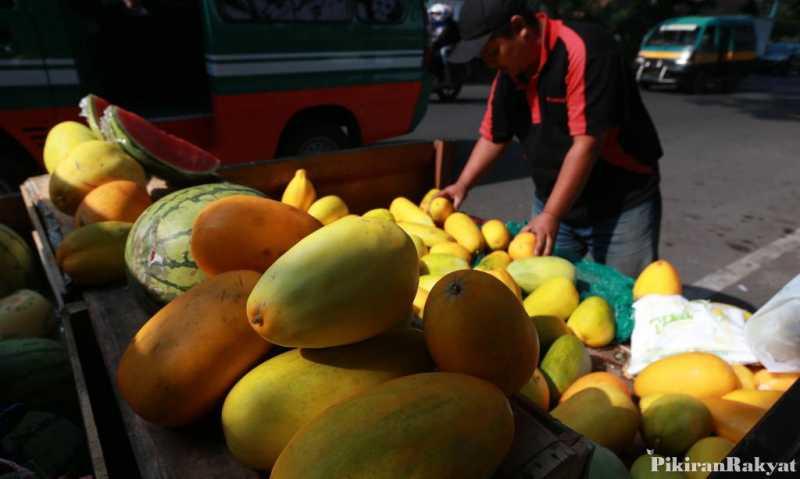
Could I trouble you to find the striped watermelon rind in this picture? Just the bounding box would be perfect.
[102,106,221,185]
[124,182,264,306]
[78,93,110,138]
[0,224,38,298]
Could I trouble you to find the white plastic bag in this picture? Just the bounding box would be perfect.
[626,295,758,376]
[745,274,800,373]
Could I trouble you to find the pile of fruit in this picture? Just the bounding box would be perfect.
[26,100,800,477]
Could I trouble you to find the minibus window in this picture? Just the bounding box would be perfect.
[700,26,716,51]
[646,26,698,47]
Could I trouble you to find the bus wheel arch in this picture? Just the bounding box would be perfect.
[276,106,362,158]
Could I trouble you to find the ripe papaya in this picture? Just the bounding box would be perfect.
[424,269,538,395]
[247,216,418,348]
[222,329,434,469]
[271,372,514,479]
[190,195,322,276]
[117,271,269,427]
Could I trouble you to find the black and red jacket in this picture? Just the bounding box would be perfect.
[481,13,663,225]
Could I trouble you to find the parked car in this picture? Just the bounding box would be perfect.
[759,42,800,76]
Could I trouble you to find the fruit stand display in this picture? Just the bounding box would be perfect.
[11,96,799,479]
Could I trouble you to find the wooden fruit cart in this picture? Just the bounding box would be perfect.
[18,139,630,479]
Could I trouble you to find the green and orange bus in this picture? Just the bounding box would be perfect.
[0,0,432,190]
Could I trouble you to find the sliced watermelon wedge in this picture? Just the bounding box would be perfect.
[79,94,111,138]
[102,106,221,184]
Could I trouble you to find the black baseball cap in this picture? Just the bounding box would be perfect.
[448,0,531,63]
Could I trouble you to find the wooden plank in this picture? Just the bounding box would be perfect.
[60,303,109,479]
[83,287,259,479]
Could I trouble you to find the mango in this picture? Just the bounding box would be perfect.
[551,386,640,453]
[507,256,576,294]
[428,197,454,224]
[638,393,666,414]
[307,195,349,225]
[567,296,616,348]
[633,259,682,300]
[418,274,444,292]
[532,315,571,355]
[408,234,428,259]
[487,268,522,300]
[633,352,739,399]
[429,241,471,263]
[540,334,591,402]
[271,373,514,479]
[731,363,756,389]
[390,197,434,226]
[641,394,713,455]
[55,221,132,286]
[474,250,512,271]
[412,287,429,318]
[753,369,799,392]
[396,222,453,247]
[700,397,766,443]
[630,453,686,478]
[419,253,469,276]
[722,389,783,409]
[518,368,549,410]
[362,208,394,222]
[444,212,485,254]
[419,188,440,212]
[508,232,536,260]
[523,276,579,320]
[281,169,316,211]
[481,219,511,251]
[221,329,434,469]
[560,371,632,404]
[247,216,418,348]
[43,121,97,173]
[685,437,735,479]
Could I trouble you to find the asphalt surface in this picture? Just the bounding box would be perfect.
[396,74,800,311]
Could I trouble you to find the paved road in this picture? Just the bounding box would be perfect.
[396,75,800,310]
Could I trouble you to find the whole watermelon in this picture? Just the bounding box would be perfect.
[0,224,38,297]
[124,183,263,305]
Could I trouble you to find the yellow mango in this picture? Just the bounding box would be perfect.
[412,287,429,318]
[722,389,783,410]
[55,221,132,286]
[633,259,682,300]
[474,250,512,271]
[567,296,616,348]
[43,121,97,173]
[444,212,485,254]
[633,352,739,399]
[486,268,522,300]
[518,368,550,411]
[396,222,452,247]
[700,397,766,443]
[408,234,428,259]
[523,276,579,321]
[641,394,713,456]
[281,169,316,211]
[685,437,735,479]
[419,188,440,212]
[731,363,756,389]
[560,372,632,404]
[362,208,395,222]
[429,241,471,263]
[481,219,510,251]
[307,195,349,225]
[428,197,454,224]
[418,274,444,293]
[390,197,434,226]
[551,387,640,453]
[419,254,469,276]
[508,232,536,260]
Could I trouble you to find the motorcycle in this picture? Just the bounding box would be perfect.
[427,3,470,102]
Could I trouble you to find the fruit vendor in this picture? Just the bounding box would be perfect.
[437,0,663,278]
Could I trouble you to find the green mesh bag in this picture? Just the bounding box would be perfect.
[472,221,635,343]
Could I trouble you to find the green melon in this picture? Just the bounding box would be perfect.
[0,338,79,420]
[124,182,263,305]
[0,224,38,298]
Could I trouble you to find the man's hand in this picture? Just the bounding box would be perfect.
[435,181,469,210]
[522,211,559,256]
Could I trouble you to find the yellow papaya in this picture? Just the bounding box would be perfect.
[444,212,485,254]
[271,372,514,479]
[55,221,132,286]
[222,329,434,469]
[307,195,349,225]
[281,169,316,211]
[390,197,434,226]
[247,216,418,348]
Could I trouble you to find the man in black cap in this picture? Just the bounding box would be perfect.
[437,0,663,277]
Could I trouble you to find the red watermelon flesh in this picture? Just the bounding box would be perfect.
[103,106,220,183]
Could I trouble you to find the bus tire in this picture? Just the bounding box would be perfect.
[279,122,352,158]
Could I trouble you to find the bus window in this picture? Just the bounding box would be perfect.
[250,0,351,22]
[699,26,716,51]
[646,25,699,47]
[356,0,406,24]
[733,25,756,51]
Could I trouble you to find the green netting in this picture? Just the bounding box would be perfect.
[473,221,635,343]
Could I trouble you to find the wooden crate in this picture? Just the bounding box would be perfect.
[20,139,598,479]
